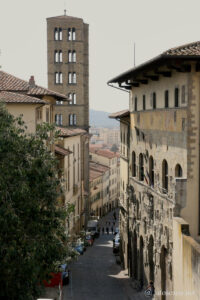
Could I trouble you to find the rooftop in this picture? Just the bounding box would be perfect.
[108,41,200,84]
[90,161,110,174]
[55,145,72,156]
[57,127,87,137]
[0,91,46,104]
[90,169,102,181]
[0,71,68,101]
[89,148,118,159]
[109,109,130,119]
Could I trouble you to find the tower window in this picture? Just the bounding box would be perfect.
[68,28,72,41]
[54,51,58,62]
[68,50,72,62]
[69,114,73,126]
[68,93,72,104]
[54,50,62,63]
[68,72,72,84]
[73,114,77,125]
[59,28,62,40]
[54,28,58,40]
[73,93,76,104]
[132,151,136,177]
[72,28,76,40]
[73,72,76,84]
[165,90,169,108]
[59,51,62,62]
[175,164,182,177]
[175,88,179,107]
[149,156,154,187]
[55,72,62,84]
[72,50,76,62]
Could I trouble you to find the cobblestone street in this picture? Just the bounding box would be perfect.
[63,211,146,300]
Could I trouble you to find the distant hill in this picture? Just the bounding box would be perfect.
[90,109,119,128]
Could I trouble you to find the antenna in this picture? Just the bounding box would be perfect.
[134,42,136,67]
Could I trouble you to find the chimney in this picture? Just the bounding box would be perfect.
[29,76,35,88]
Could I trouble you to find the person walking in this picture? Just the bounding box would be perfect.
[106,227,109,235]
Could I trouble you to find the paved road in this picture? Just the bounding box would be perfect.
[63,211,146,300]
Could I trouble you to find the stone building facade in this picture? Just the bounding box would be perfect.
[108,41,200,299]
[46,13,89,130]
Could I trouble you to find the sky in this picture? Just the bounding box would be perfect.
[1,0,200,113]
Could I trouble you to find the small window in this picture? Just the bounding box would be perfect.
[59,28,62,40]
[139,153,144,181]
[55,114,62,126]
[59,51,62,62]
[72,28,76,40]
[54,50,58,62]
[72,50,76,62]
[68,93,72,104]
[143,95,146,110]
[165,90,169,108]
[175,164,182,177]
[175,88,179,107]
[54,28,58,40]
[181,85,186,104]
[68,72,72,84]
[134,97,137,111]
[73,72,76,84]
[153,92,156,109]
[59,72,63,84]
[73,93,76,104]
[149,156,154,187]
[162,159,168,193]
[73,114,77,125]
[68,28,72,41]
[69,114,73,126]
[55,72,59,84]
[68,50,72,62]
[132,151,136,177]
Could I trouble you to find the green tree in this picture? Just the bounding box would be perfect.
[0,106,73,299]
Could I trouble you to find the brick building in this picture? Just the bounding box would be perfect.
[46,12,89,130]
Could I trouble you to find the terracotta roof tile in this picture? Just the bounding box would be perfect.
[89,161,110,173]
[108,41,200,84]
[57,127,87,137]
[0,71,67,100]
[0,91,46,104]
[89,148,118,159]
[55,145,72,156]
[109,109,130,119]
[90,169,102,181]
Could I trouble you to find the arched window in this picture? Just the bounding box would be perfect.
[59,28,62,40]
[72,50,76,62]
[162,159,168,193]
[68,72,72,84]
[139,153,144,181]
[132,151,136,177]
[59,51,62,62]
[175,164,182,177]
[69,114,73,126]
[149,156,154,187]
[55,72,59,84]
[73,93,76,104]
[68,50,72,62]
[59,72,62,84]
[54,28,58,40]
[72,28,76,40]
[73,72,76,84]
[68,28,72,41]
[68,93,72,104]
[54,51,58,62]
[165,90,169,108]
[73,114,77,125]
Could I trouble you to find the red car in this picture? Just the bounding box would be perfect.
[42,271,63,300]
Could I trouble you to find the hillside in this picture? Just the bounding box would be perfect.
[90,109,119,128]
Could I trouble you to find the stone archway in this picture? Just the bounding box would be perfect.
[132,230,138,279]
[148,235,154,283]
[139,236,144,288]
[160,246,167,300]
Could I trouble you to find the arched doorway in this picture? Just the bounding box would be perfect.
[139,236,144,288]
[160,246,167,300]
[148,235,154,283]
[132,230,138,279]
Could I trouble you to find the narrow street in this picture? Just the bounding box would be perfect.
[63,212,146,300]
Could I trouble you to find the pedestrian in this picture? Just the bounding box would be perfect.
[111,226,113,234]
[145,281,155,297]
[113,221,115,226]
[106,227,109,235]
[102,227,104,234]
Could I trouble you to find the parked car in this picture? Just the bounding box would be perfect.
[60,263,70,285]
[85,234,94,246]
[113,234,120,254]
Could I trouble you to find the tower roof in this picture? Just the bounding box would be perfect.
[46,14,84,22]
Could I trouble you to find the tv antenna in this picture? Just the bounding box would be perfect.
[64,0,67,15]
